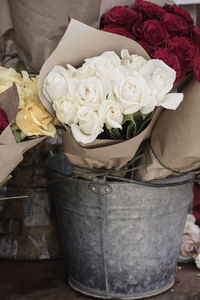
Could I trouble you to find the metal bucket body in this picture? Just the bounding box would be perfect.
[50,175,192,299]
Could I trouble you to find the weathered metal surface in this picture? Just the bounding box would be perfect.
[50,174,193,299]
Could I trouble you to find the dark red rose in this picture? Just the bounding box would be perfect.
[194,56,200,83]
[136,40,154,56]
[163,4,194,25]
[168,37,199,72]
[141,19,168,46]
[101,6,142,30]
[0,108,9,134]
[153,47,185,82]
[192,27,200,47]
[162,12,191,36]
[135,0,165,19]
[102,24,134,39]
[131,22,144,40]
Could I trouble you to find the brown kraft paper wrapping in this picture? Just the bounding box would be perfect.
[136,79,200,180]
[38,19,163,171]
[0,84,44,183]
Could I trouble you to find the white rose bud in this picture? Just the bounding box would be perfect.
[43,66,71,103]
[114,72,150,114]
[71,106,102,144]
[85,51,126,81]
[67,63,95,79]
[53,97,79,125]
[67,77,108,111]
[121,49,147,72]
[98,100,123,129]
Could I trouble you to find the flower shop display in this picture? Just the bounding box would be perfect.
[37,18,194,299]
[0,67,57,184]
[178,214,200,269]
[100,0,200,83]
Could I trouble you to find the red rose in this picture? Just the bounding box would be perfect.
[141,19,168,46]
[102,24,134,39]
[135,0,165,19]
[192,27,200,47]
[168,36,199,72]
[101,6,142,30]
[0,108,9,134]
[161,12,191,36]
[194,56,200,83]
[136,40,154,56]
[163,4,194,25]
[153,47,185,82]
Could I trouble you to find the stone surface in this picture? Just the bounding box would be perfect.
[0,260,200,300]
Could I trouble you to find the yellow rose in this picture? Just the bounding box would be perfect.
[0,67,25,108]
[16,97,56,137]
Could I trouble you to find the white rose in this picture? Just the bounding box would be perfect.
[85,51,127,81]
[53,97,79,125]
[71,106,102,144]
[67,63,95,79]
[121,49,147,72]
[114,72,151,115]
[140,59,183,110]
[98,100,123,129]
[194,253,200,269]
[67,77,109,111]
[43,66,71,103]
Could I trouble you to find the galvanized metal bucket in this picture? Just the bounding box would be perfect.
[49,173,193,299]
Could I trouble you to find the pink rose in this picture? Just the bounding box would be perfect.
[179,233,197,261]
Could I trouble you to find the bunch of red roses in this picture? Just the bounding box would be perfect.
[101,0,200,83]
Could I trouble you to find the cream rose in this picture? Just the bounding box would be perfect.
[114,72,151,114]
[43,66,71,103]
[71,106,102,144]
[98,100,123,129]
[67,77,109,111]
[85,51,126,81]
[53,97,79,125]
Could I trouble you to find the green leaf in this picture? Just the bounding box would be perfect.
[126,121,136,140]
[107,126,123,140]
[135,111,155,135]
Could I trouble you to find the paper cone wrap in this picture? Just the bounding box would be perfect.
[136,79,200,180]
[0,85,44,183]
[38,19,163,171]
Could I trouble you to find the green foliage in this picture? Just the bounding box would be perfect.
[103,110,155,141]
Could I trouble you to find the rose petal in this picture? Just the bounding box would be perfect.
[71,123,100,144]
[159,93,183,110]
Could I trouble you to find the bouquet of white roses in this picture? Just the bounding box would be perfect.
[43,49,183,145]
[38,19,183,175]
